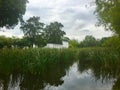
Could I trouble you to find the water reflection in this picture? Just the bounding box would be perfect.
[44,63,113,90]
[78,54,120,90]
[0,58,74,90]
[0,58,120,90]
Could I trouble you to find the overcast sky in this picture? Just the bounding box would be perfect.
[0,0,113,41]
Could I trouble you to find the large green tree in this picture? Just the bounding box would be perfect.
[0,0,28,28]
[20,16,44,47]
[44,22,66,44]
[95,0,120,35]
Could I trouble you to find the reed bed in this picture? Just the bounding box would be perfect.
[78,47,120,80]
[0,48,77,75]
[0,47,120,77]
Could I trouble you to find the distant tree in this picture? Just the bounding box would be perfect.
[0,0,28,28]
[44,22,66,44]
[99,37,110,46]
[62,37,70,42]
[95,0,120,35]
[20,16,44,47]
[79,35,99,47]
[69,39,79,48]
[12,37,31,48]
[102,35,120,49]
[0,36,12,48]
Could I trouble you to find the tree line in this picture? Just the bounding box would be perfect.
[1,34,119,49]
[69,35,120,49]
[0,0,120,49]
[0,16,67,48]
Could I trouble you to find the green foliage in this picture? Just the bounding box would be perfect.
[0,0,28,28]
[69,39,79,48]
[0,36,12,48]
[44,22,66,44]
[0,48,77,75]
[102,35,120,49]
[79,35,100,47]
[62,37,70,42]
[78,47,120,90]
[34,35,47,47]
[12,37,31,48]
[95,0,120,35]
[78,47,120,80]
[20,16,44,46]
[0,47,120,89]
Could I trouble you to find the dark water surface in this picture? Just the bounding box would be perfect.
[0,61,117,90]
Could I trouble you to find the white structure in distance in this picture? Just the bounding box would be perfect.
[44,41,69,48]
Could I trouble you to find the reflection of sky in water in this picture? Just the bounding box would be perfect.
[44,63,113,90]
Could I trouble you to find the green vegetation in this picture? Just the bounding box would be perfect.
[103,35,120,49]
[0,47,120,89]
[0,47,120,76]
[69,39,79,48]
[20,16,45,47]
[95,0,120,36]
[0,0,120,89]
[0,48,77,75]
[0,48,77,89]
[44,22,66,44]
[79,35,101,47]
[78,47,120,90]
[20,16,66,47]
[0,0,28,28]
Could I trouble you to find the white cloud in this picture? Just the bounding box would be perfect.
[0,0,113,41]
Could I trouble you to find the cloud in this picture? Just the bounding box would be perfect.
[44,63,113,90]
[0,0,112,41]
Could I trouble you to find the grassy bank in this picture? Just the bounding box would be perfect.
[78,47,120,80]
[0,48,77,75]
[0,47,120,76]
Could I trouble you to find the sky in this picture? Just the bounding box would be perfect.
[0,0,113,41]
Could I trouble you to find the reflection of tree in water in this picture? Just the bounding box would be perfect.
[112,76,120,90]
[78,49,120,90]
[0,58,74,90]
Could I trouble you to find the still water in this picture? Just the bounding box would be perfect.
[0,62,116,90]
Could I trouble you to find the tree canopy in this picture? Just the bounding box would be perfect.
[0,0,28,28]
[20,16,44,47]
[79,35,100,47]
[95,0,120,35]
[43,22,66,44]
[69,39,79,48]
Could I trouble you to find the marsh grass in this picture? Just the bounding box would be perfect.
[0,47,120,90]
[0,48,77,75]
[0,47,120,77]
[78,47,120,80]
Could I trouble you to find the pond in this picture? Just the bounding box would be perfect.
[0,61,118,90]
[0,48,120,90]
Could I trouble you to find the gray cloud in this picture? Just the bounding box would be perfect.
[0,0,112,40]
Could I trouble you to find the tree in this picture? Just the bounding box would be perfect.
[95,0,120,35]
[12,37,31,48]
[35,35,47,47]
[20,16,44,47]
[0,0,28,28]
[0,35,12,48]
[62,37,70,42]
[102,35,120,49]
[79,35,99,47]
[69,39,79,48]
[44,22,66,44]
